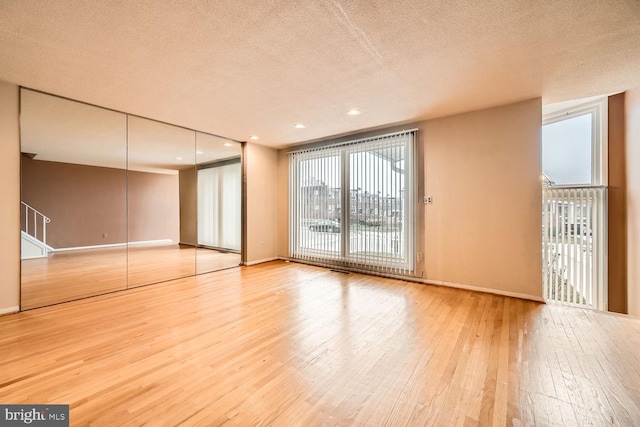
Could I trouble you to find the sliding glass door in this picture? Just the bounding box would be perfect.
[347,140,410,268]
[289,130,415,274]
[294,150,342,260]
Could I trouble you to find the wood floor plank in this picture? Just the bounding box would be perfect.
[1,261,639,426]
[20,243,240,309]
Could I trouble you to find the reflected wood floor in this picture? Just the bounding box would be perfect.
[21,243,240,309]
[2,261,640,426]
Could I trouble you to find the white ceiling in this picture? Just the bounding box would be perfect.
[2,1,640,148]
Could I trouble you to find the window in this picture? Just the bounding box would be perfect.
[542,99,607,186]
[289,130,415,273]
[541,98,608,310]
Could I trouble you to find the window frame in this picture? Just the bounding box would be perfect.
[542,98,608,187]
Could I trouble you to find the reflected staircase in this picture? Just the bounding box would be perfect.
[21,202,53,259]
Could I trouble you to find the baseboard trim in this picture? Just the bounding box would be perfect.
[0,306,20,316]
[53,239,174,252]
[282,258,545,303]
[423,279,546,303]
[21,254,48,260]
[244,257,279,266]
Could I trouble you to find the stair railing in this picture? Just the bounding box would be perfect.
[21,202,51,246]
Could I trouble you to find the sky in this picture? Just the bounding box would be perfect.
[542,113,592,185]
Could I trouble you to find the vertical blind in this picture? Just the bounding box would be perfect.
[289,130,416,275]
[197,160,241,251]
[542,186,607,310]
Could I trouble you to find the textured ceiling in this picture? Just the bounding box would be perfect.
[1,0,640,148]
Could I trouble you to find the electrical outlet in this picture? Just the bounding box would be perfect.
[416,252,423,262]
[424,196,433,204]
[102,233,108,238]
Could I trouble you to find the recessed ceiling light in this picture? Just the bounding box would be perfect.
[347,109,361,116]
[249,135,259,140]
[176,157,183,160]
[196,150,203,154]
[223,142,233,147]
[294,123,306,129]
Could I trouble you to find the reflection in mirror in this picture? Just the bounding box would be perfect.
[195,133,242,274]
[126,117,196,287]
[20,89,128,309]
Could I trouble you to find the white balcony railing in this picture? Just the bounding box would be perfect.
[21,202,51,246]
[542,186,607,310]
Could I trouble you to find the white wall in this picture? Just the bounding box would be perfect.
[626,87,640,316]
[0,81,20,314]
[245,142,279,264]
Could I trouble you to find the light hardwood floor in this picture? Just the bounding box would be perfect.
[3,261,640,426]
[21,243,240,309]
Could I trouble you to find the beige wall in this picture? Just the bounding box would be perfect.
[0,81,20,314]
[277,99,542,299]
[245,143,278,264]
[626,87,640,316]
[22,157,180,248]
[424,99,542,298]
[128,170,180,243]
[179,167,197,245]
[21,157,127,248]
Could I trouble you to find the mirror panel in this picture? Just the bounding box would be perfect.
[20,89,128,309]
[195,132,242,274]
[126,116,196,287]
[20,90,244,308]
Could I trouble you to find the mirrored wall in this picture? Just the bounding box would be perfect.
[19,88,242,309]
